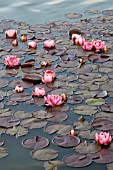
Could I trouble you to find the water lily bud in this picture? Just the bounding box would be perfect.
[12,39,18,46]
[79,116,85,122]
[47,61,51,66]
[70,130,77,136]
[61,93,67,101]
[41,61,48,67]
[79,58,84,65]
[15,85,24,93]
[20,35,27,42]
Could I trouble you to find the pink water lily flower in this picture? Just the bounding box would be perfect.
[93,39,107,52]
[95,132,112,145]
[5,56,20,67]
[72,34,82,45]
[5,29,17,38]
[44,39,55,48]
[28,41,37,49]
[42,70,55,84]
[82,41,93,51]
[44,94,63,107]
[32,87,45,97]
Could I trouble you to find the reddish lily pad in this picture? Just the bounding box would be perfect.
[73,120,91,130]
[47,110,68,122]
[93,149,113,164]
[100,104,113,112]
[88,54,110,62]
[63,153,92,167]
[78,130,100,139]
[31,148,58,161]
[22,74,42,83]
[9,93,32,102]
[92,117,113,130]
[9,79,33,88]
[52,135,80,148]
[22,136,49,149]
[102,10,113,16]
[0,116,20,128]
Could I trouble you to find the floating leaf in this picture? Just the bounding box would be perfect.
[31,148,58,161]
[74,105,97,115]
[0,147,8,158]
[6,126,28,137]
[73,142,101,154]
[63,153,92,167]
[52,135,80,148]
[85,98,105,106]
[65,13,82,19]
[73,120,91,130]
[43,160,64,170]
[22,136,49,149]
[47,110,68,122]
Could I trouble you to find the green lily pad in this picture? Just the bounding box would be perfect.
[73,105,97,115]
[85,98,105,106]
[73,142,101,154]
[31,148,58,161]
[73,120,91,130]
[6,125,28,138]
[43,160,64,170]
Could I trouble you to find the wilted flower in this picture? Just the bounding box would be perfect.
[5,29,17,38]
[82,41,93,51]
[12,39,18,46]
[44,94,63,107]
[28,41,37,49]
[5,56,20,67]
[95,132,112,145]
[44,39,55,48]
[32,87,45,97]
[42,70,55,84]
[70,130,77,136]
[15,85,24,93]
[71,34,82,45]
[61,93,67,102]
[20,35,27,42]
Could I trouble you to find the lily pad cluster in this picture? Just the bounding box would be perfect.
[0,9,113,170]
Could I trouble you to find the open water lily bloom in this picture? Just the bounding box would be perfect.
[42,70,55,84]
[32,87,45,97]
[95,132,112,145]
[44,94,63,107]
[5,56,20,67]
[5,29,17,38]
[28,41,37,49]
[44,39,55,48]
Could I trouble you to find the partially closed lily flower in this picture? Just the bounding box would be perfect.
[70,130,76,136]
[32,87,45,97]
[44,94,63,107]
[15,85,24,93]
[82,41,93,51]
[95,132,112,145]
[28,41,37,49]
[71,34,82,45]
[93,39,107,52]
[5,29,17,38]
[5,56,20,67]
[42,70,55,84]
[20,35,27,42]
[44,39,55,49]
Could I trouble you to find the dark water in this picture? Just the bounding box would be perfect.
[0,0,113,170]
